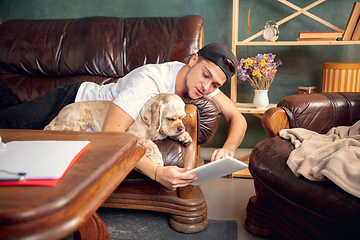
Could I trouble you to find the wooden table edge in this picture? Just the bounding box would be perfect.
[0,130,145,240]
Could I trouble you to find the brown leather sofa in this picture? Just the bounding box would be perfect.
[0,16,220,233]
[246,92,360,239]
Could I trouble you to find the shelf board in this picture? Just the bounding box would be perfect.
[236,103,277,114]
[236,41,360,46]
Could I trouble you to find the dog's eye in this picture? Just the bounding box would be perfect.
[167,118,175,121]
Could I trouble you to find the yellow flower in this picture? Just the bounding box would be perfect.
[244,59,254,69]
[245,59,254,65]
[259,59,266,68]
[252,69,261,78]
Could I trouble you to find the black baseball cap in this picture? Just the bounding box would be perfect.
[184,43,238,80]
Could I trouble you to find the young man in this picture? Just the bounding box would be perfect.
[0,43,247,190]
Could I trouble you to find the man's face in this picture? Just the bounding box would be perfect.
[185,54,227,99]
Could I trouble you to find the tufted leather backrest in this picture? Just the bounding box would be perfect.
[0,16,204,101]
[0,15,221,148]
[277,92,360,134]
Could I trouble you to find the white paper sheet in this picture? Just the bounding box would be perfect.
[0,141,90,181]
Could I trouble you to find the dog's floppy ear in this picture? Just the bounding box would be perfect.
[140,94,166,136]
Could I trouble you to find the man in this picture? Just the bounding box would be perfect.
[0,43,247,190]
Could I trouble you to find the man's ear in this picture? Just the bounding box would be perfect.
[188,53,199,67]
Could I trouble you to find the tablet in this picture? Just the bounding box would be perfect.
[188,156,248,186]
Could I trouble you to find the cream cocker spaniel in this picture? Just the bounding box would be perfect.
[44,93,192,166]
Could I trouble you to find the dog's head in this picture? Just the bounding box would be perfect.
[140,93,186,137]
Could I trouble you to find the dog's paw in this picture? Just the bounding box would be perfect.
[44,124,73,131]
[44,125,63,131]
[44,125,52,130]
[172,131,192,146]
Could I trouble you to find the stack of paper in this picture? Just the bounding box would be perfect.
[0,141,90,186]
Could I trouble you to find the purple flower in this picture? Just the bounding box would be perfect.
[238,69,249,81]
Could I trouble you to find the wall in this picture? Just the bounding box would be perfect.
[0,0,234,45]
[1,0,359,149]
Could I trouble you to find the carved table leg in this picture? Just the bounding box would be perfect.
[170,212,208,233]
[74,212,111,240]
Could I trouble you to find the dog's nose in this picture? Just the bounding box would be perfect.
[177,126,184,132]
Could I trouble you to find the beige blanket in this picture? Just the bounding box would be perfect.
[279,120,360,198]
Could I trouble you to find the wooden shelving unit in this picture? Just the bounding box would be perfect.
[230,0,359,179]
[231,0,360,103]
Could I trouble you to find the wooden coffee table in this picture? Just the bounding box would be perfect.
[0,129,145,240]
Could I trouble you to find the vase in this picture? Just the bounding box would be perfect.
[253,89,269,109]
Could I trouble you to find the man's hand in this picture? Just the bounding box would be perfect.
[135,152,197,190]
[210,147,235,162]
[156,166,197,191]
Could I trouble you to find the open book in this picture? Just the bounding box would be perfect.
[0,140,90,186]
[188,156,248,186]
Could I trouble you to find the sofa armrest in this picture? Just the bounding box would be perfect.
[178,104,199,200]
[183,104,199,170]
[262,107,290,137]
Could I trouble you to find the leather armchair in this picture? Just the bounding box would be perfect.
[246,92,360,239]
[0,16,220,233]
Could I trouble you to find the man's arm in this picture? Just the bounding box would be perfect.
[102,103,135,132]
[210,91,247,161]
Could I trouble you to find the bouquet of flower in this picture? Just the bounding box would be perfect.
[238,53,282,90]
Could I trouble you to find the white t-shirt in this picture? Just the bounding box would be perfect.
[75,61,220,120]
